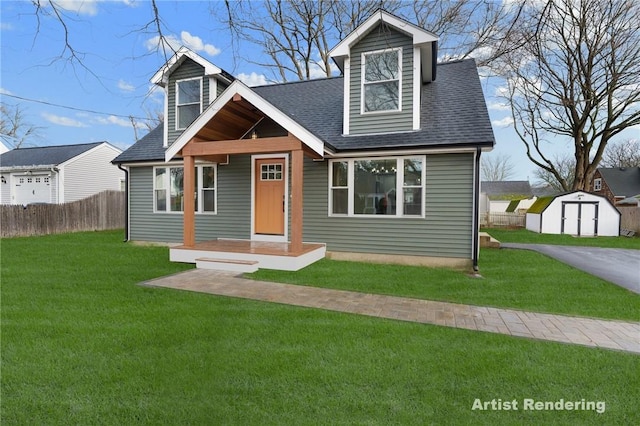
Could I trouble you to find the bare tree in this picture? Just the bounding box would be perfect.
[533,154,576,192]
[600,139,640,168]
[0,103,42,148]
[499,0,640,191]
[481,154,516,181]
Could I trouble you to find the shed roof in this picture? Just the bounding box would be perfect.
[0,142,108,168]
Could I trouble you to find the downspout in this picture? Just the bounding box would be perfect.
[117,163,129,242]
[472,147,481,272]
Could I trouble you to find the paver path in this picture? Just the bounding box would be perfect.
[141,269,640,354]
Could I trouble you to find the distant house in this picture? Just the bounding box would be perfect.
[526,191,620,236]
[0,142,123,205]
[114,10,496,272]
[0,140,9,154]
[480,180,535,213]
[590,167,640,206]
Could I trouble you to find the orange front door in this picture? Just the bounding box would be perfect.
[255,158,285,235]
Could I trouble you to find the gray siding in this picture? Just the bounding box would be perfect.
[349,24,413,135]
[167,59,208,146]
[129,155,252,243]
[303,154,474,258]
[217,79,229,97]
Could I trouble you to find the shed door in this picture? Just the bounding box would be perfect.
[562,203,579,235]
[254,158,285,235]
[14,175,50,204]
[561,201,598,236]
[580,203,597,236]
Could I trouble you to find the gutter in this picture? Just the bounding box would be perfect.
[472,147,481,272]
[116,163,129,242]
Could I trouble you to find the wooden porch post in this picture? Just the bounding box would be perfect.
[291,149,304,253]
[183,155,196,247]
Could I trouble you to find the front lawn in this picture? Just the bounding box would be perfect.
[2,231,639,424]
[482,227,640,249]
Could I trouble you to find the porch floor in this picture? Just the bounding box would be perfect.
[170,239,326,272]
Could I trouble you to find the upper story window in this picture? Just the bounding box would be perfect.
[362,48,401,113]
[593,178,602,191]
[176,77,202,130]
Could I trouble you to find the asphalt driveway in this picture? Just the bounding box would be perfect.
[501,243,640,294]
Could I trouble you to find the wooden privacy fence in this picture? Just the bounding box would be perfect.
[1,190,124,238]
[480,212,526,228]
[619,207,640,234]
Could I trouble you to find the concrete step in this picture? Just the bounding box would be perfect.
[479,232,501,248]
[195,257,259,273]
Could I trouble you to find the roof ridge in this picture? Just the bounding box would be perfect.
[11,141,106,150]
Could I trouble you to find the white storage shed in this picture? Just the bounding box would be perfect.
[526,191,620,237]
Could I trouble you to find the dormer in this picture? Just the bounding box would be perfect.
[151,47,234,147]
[329,10,438,136]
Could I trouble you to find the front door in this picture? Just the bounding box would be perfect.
[255,158,285,236]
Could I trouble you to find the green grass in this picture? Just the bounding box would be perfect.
[2,231,640,424]
[250,252,640,321]
[482,227,640,249]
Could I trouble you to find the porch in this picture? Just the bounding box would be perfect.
[170,239,326,272]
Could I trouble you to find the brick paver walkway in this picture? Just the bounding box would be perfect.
[141,269,640,354]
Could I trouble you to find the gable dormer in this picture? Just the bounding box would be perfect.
[329,10,438,135]
[151,47,233,147]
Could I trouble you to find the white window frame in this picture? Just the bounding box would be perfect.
[360,47,402,115]
[328,156,425,218]
[153,164,217,215]
[593,178,602,191]
[175,77,203,130]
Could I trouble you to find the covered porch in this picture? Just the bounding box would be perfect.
[166,83,326,272]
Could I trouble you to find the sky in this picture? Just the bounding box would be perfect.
[1,0,637,183]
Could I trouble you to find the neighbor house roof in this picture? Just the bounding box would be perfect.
[598,167,640,197]
[0,142,107,169]
[115,59,495,163]
[481,180,533,199]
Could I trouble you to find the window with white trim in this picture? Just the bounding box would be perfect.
[329,156,425,217]
[593,178,602,191]
[154,165,216,214]
[176,77,202,130]
[362,48,401,113]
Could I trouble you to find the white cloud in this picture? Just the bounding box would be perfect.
[237,72,269,87]
[94,115,131,127]
[53,0,100,16]
[42,112,88,128]
[491,116,514,127]
[495,86,510,97]
[117,79,135,92]
[1,22,14,31]
[144,31,220,57]
[487,101,511,111]
[0,87,14,95]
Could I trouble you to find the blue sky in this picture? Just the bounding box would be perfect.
[1,1,636,182]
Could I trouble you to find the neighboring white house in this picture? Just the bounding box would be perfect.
[526,191,620,237]
[0,142,123,205]
[0,140,10,155]
[480,180,535,214]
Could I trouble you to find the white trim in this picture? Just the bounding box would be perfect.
[208,76,217,104]
[328,155,426,218]
[151,46,224,87]
[175,77,203,131]
[593,178,602,191]
[251,153,289,243]
[412,47,421,130]
[360,48,402,114]
[327,146,479,158]
[329,10,439,71]
[58,167,65,203]
[166,80,325,161]
[163,88,169,147]
[343,56,350,135]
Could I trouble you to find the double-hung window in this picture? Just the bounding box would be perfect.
[154,164,217,214]
[176,78,202,129]
[329,156,425,217]
[362,48,401,113]
[593,178,602,191]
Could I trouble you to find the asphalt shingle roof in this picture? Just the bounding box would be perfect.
[598,167,640,197]
[481,181,533,197]
[0,142,105,168]
[114,59,495,163]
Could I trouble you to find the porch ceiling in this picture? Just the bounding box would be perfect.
[193,96,265,141]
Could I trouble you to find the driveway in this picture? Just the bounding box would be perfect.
[501,243,640,294]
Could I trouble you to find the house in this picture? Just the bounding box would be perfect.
[480,180,535,214]
[0,142,123,205]
[526,191,620,236]
[113,10,495,272]
[590,167,640,206]
[0,140,9,154]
